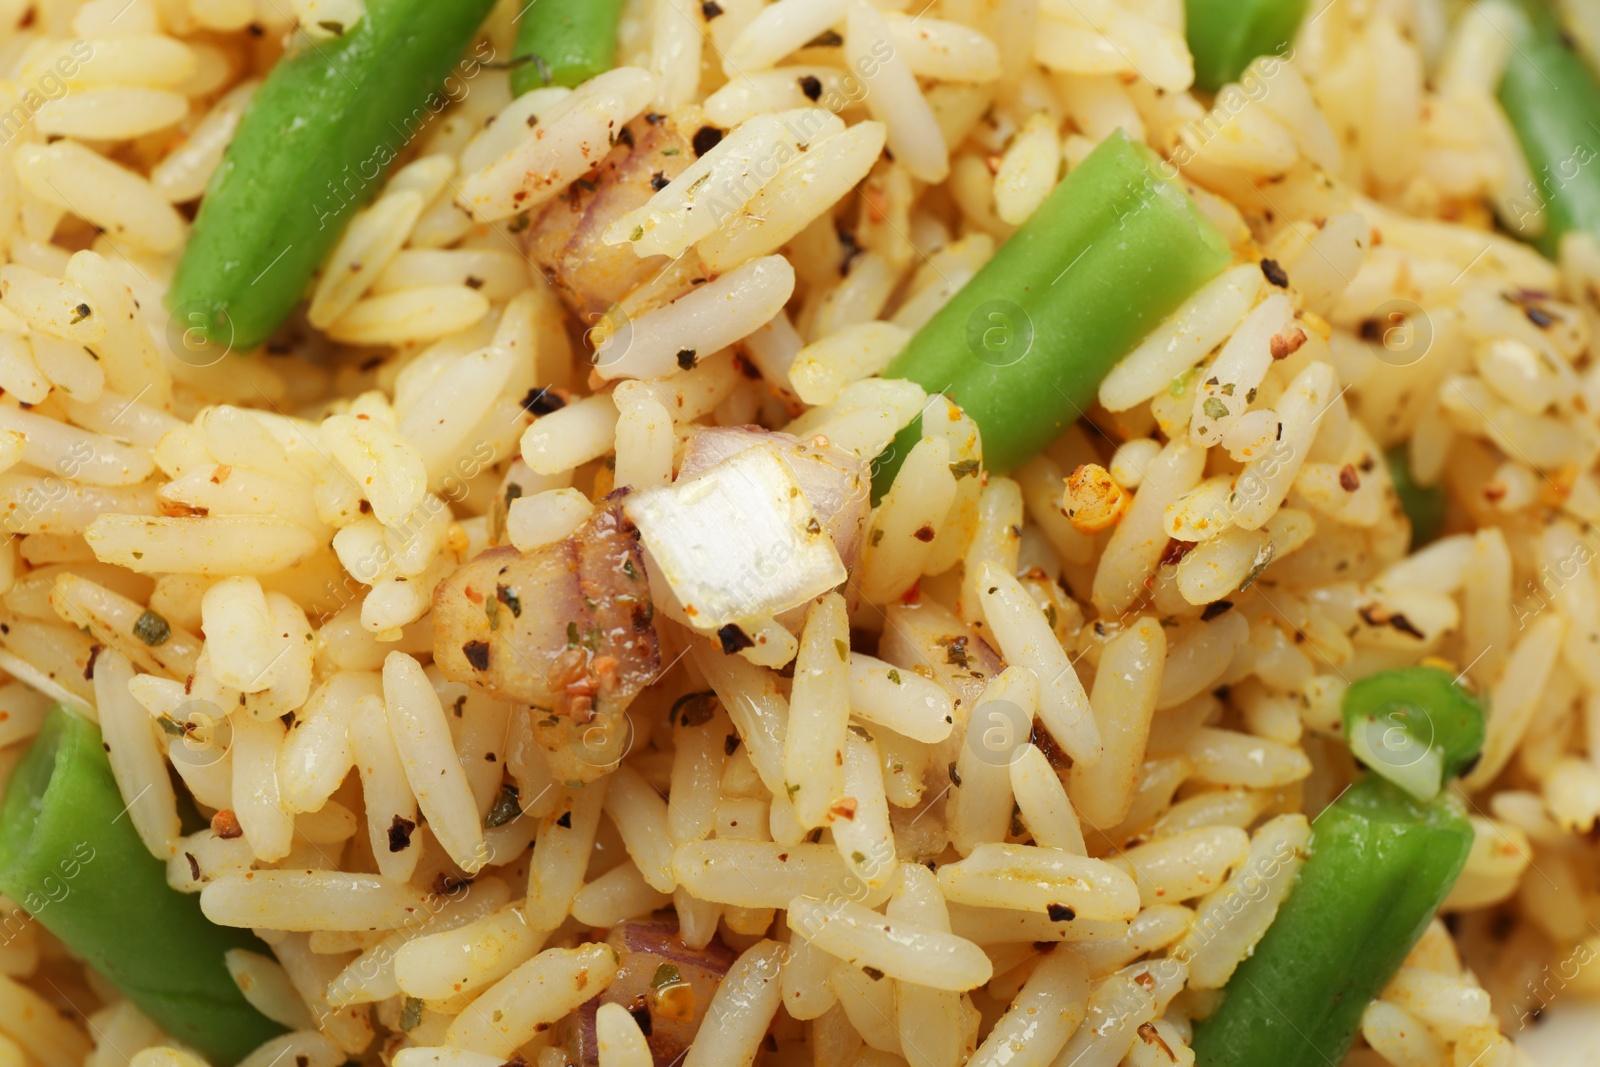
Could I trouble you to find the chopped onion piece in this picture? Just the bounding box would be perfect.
[624,444,847,631]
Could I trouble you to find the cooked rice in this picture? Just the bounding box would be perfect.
[0,0,1585,1065]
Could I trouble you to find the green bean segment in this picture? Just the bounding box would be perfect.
[511,0,628,94]
[167,0,499,352]
[873,130,1230,495]
[0,709,282,1066]
[1191,776,1474,1067]
[1341,667,1486,801]
[1498,0,1600,258]
[1185,0,1311,93]
[1386,444,1446,550]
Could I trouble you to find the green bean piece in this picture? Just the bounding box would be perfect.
[1386,444,1446,550]
[1191,776,1474,1067]
[1497,0,1600,258]
[873,131,1230,495]
[0,708,282,1066]
[1341,667,1486,800]
[1186,0,1311,93]
[167,0,499,352]
[510,0,628,94]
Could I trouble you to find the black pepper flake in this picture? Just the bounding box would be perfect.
[1200,599,1234,621]
[387,815,416,853]
[464,276,485,290]
[462,640,491,670]
[628,1001,653,1036]
[724,733,741,756]
[496,584,523,618]
[184,852,200,881]
[701,0,723,17]
[718,623,754,654]
[69,303,91,324]
[798,74,823,101]
[862,966,885,980]
[692,125,725,156]
[645,112,665,125]
[673,690,718,726]
[617,125,635,148]
[805,29,844,47]
[83,645,99,680]
[1047,903,1076,922]
[1260,258,1289,288]
[676,348,698,370]
[1358,604,1427,639]
[838,226,863,275]
[133,609,171,647]
[521,387,566,415]
[1338,464,1360,492]
[555,810,573,829]
[913,524,936,542]
[1358,318,1383,342]
[650,171,670,191]
[948,762,961,787]
[1526,305,1555,328]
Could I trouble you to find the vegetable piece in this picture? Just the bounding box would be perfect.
[624,443,848,634]
[1191,776,1474,1067]
[1386,444,1445,550]
[1185,0,1311,93]
[874,131,1229,493]
[1341,667,1486,800]
[167,0,499,351]
[1498,0,1600,258]
[0,708,283,1065]
[510,0,628,94]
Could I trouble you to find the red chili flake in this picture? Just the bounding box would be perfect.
[211,809,244,839]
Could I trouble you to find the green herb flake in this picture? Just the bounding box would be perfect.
[318,19,345,34]
[949,458,981,479]
[496,584,522,618]
[851,850,866,865]
[1202,397,1230,421]
[566,621,580,648]
[886,669,902,685]
[622,558,639,580]
[69,303,91,325]
[133,610,171,647]
[651,962,682,989]
[629,225,644,242]
[661,147,681,156]
[486,783,522,828]
[156,714,186,738]
[400,996,423,1031]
